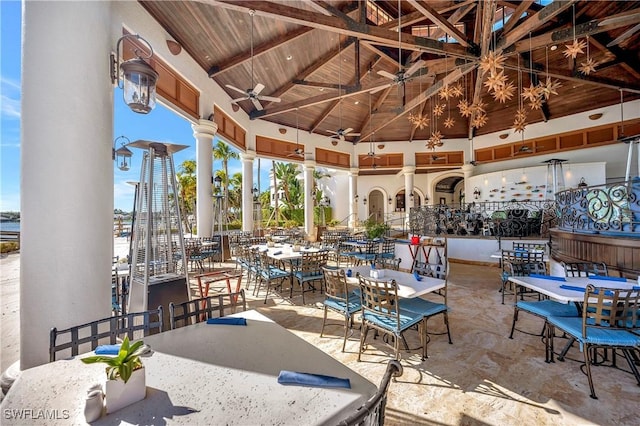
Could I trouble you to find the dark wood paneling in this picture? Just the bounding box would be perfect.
[214,105,246,149]
[316,147,350,168]
[550,229,640,278]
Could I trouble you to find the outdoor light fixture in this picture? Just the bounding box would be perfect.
[354,194,359,203]
[473,187,481,200]
[111,34,159,114]
[252,185,260,201]
[213,175,223,197]
[363,197,367,205]
[113,135,133,171]
[388,197,392,205]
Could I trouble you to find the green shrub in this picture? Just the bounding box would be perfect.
[0,242,19,253]
[364,219,389,239]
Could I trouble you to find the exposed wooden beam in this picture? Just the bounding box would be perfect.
[500,0,534,35]
[358,87,393,140]
[589,36,640,81]
[407,0,471,47]
[408,99,430,142]
[469,0,496,136]
[208,0,474,59]
[498,0,578,52]
[426,2,476,43]
[307,1,333,16]
[360,41,403,67]
[207,26,313,77]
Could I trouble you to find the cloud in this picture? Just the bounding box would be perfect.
[1,76,21,119]
[0,191,20,212]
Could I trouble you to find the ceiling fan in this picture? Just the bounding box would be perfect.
[286,109,311,158]
[225,10,281,111]
[365,141,381,160]
[327,127,361,142]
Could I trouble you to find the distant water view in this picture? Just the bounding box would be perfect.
[0,221,20,232]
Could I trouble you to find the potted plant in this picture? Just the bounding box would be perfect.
[364,219,390,240]
[81,336,147,414]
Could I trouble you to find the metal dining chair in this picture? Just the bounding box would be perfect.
[320,266,362,351]
[168,290,246,329]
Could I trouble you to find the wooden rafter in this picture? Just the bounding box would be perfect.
[407,0,471,47]
[359,87,393,143]
[500,0,535,35]
[426,2,476,42]
[589,36,640,81]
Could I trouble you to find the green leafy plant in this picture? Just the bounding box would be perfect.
[364,219,390,239]
[81,336,145,383]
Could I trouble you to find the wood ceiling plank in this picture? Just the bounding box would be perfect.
[500,0,535,35]
[589,36,640,81]
[407,0,471,47]
[208,0,473,59]
[426,2,476,43]
[469,0,496,136]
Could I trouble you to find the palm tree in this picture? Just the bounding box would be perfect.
[212,140,239,222]
[176,160,197,233]
[228,172,243,223]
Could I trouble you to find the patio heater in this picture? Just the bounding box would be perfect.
[127,140,190,328]
[213,175,225,262]
[544,159,567,200]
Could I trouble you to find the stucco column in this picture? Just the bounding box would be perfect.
[348,168,358,228]
[402,166,416,222]
[21,1,113,368]
[461,163,474,205]
[192,119,217,237]
[241,151,256,232]
[303,161,316,240]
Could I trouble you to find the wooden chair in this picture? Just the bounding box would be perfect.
[336,360,403,426]
[321,267,362,351]
[49,306,163,362]
[169,290,246,329]
[357,275,426,361]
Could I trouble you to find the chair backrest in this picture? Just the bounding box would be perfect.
[49,306,164,362]
[296,251,328,277]
[381,239,395,255]
[322,267,352,304]
[563,262,608,277]
[337,360,403,426]
[501,249,544,275]
[582,285,640,336]
[169,290,246,329]
[512,242,545,252]
[375,257,402,270]
[358,275,400,329]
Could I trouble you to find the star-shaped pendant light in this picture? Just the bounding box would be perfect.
[493,81,515,103]
[479,51,506,75]
[457,99,472,117]
[563,39,587,59]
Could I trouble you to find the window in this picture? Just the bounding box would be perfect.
[412,23,465,43]
[366,0,392,25]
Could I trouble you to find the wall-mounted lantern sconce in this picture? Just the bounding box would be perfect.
[111,34,159,114]
[363,197,367,205]
[473,187,481,200]
[113,135,133,171]
[409,192,415,203]
[213,175,223,198]
[577,177,588,188]
[252,185,260,201]
[388,197,392,205]
[354,194,359,203]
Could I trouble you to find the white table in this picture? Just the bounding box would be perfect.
[507,275,637,303]
[0,310,376,425]
[345,266,445,298]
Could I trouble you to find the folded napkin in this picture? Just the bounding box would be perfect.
[529,274,566,282]
[95,344,120,355]
[206,317,247,326]
[588,275,628,282]
[559,284,586,292]
[272,251,283,255]
[633,286,640,291]
[345,269,352,277]
[277,370,351,389]
[413,271,423,281]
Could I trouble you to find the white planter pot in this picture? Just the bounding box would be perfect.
[104,367,146,414]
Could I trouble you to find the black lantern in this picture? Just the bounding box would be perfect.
[113,135,133,171]
[473,187,481,200]
[111,34,158,114]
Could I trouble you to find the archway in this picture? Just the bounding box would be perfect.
[366,189,385,223]
[432,172,465,205]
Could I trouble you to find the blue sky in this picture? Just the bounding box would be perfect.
[1,1,270,212]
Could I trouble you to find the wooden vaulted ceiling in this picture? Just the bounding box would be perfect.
[140,1,640,147]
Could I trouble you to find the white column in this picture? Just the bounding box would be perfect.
[241,151,256,232]
[192,119,217,237]
[348,169,358,228]
[21,1,113,368]
[303,161,316,240]
[461,163,474,205]
[403,166,416,222]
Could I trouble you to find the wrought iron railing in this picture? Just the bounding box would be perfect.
[409,201,558,238]
[555,178,640,235]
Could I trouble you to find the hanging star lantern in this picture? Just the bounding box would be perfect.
[528,97,543,110]
[521,83,542,103]
[493,81,515,103]
[578,58,598,75]
[515,107,527,120]
[479,51,506,75]
[513,108,527,132]
[539,77,562,100]
[483,70,509,92]
[439,85,453,100]
[472,100,486,114]
[563,38,587,59]
[408,112,429,130]
[433,103,445,117]
[451,84,464,98]
[458,99,472,117]
[443,117,455,128]
[430,131,443,146]
[426,139,438,150]
[472,113,487,128]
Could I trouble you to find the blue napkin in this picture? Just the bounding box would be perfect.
[413,271,423,281]
[559,284,586,292]
[633,286,640,291]
[529,274,566,281]
[95,344,120,355]
[346,269,352,277]
[272,251,282,255]
[588,276,628,282]
[206,317,247,326]
[277,371,351,389]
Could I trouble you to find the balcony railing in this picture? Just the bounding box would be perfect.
[555,178,640,236]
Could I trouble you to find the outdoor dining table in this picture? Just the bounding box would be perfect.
[344,265,446,298]
[0,310,377,425]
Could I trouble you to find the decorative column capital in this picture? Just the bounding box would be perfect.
[192,118,218,139]
[240,150,256,162]
[303,160,316,170]
[349,167,359,177]
[400,166,416,176]
[461,163,474,175]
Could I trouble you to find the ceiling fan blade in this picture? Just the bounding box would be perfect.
[346,132,361,137]
[253,83,265,95]
[343,128,354,134]
[251,97,263,111]
[230,96,247,103]
[405,60,425,78]
[226,84,247,95]
[606,23,640,47]
[370,83,391,94]
[326,129,338,135]
[258,95,281,103]
[338,134,346,142]
[599,12,640,27]
[377,70,397,80]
